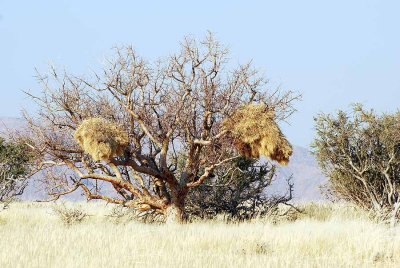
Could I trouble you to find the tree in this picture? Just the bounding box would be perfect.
[186,157,294,220]
[313,105,400,226]
[23,34,298,223]
[0,137,33,209]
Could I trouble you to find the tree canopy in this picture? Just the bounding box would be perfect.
[313,105,400,225]
[22,33,298,222]
[0,137,33,203]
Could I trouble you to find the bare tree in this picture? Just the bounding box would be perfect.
[313,105,400,226]
[23,33,298,223]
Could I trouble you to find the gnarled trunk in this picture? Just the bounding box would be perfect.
[164,186,187,224]
[165,203,185,224]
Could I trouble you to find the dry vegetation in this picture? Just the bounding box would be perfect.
[74,118,129,161]
[21,34,299,222]
[223,103,293,165]
[1,202,399,268]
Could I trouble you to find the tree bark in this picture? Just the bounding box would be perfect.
[165,202,185,224]
[164,186,187,224]
[390,201,400,228]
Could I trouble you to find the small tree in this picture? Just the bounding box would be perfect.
[23,33,298,223]
[0,138,33,209]
[313,105,400,226]
[186,157,294,220]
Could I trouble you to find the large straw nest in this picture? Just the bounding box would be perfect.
[74,118,129,161]
[223,104,293,165]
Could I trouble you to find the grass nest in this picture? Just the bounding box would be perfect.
[223,104,293,165]
[74,118,129,161]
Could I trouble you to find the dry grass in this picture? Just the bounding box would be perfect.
[223,104,292,165]
[74,118,129,161]
[52,202,90,226]
[0,202,399,268]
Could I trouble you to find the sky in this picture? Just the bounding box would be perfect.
[0,0,399,147]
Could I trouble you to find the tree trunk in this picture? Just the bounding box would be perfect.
[164,181,187,224]
[390,201,400,227]
[165,202,185,224]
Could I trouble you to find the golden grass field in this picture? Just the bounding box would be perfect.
[0,202,399,268]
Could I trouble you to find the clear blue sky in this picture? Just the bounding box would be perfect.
[1,0,399,147]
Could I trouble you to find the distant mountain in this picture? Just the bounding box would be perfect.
[272,146,328,202]
[0,117,25,135]
[0,117,328,202]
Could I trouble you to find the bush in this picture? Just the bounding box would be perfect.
[52,203,89,226]
[107,205,164,224]
[185,157,294,221]
[0,137,33,206]
[313,106,400,225]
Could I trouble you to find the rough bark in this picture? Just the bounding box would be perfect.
[165,203,185,224]
[390,201,400,227]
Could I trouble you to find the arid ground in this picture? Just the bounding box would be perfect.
[0,202,399,268]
